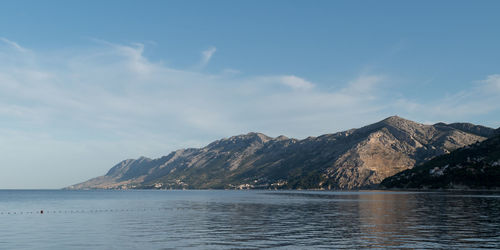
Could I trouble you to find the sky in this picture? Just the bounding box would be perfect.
[0,0,499,189]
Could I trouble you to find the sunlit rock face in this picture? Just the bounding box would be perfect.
[67,116,493,190]
[381,133,500,189]
[322,116,490,189]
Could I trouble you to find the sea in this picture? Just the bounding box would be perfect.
[0,190,499,249]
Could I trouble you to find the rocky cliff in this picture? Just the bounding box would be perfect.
[380,132,500,189]
[67,116,494,190]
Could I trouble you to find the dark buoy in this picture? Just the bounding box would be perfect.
[40,210,43,214]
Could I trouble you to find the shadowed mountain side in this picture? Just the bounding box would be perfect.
[66,116,494,190]
[380,132,500,189]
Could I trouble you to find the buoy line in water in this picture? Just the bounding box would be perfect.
[0,207,188,216]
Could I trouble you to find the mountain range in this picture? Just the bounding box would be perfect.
[67,116,496,190]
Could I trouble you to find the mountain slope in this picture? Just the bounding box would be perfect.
[67,116,494,190]
[380,132,500,189]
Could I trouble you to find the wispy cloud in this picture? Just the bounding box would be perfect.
[344,75,384,94]
[1,39,497,139]
[0,37,28,52]
[197,46,216,69]
[279,75,314,90]
[394,74,500,122]
[481,74,500,93]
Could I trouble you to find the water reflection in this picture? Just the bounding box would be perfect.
[0,190,499,249]
[262,191,500,248]
[152,191,500,248]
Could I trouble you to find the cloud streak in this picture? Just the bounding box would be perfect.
[279,75,314,90]
[0,37,28,52]
[197,46,216,69]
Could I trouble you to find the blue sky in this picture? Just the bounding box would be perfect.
[0,0,499,188]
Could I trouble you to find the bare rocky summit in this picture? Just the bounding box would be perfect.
[67,116,494,190]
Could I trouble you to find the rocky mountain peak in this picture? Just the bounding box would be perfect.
[382,115,409,123]
[379,115,424,130]
[353,116,431,145]
[274,135,289,141]
[225,132,272,144]
[204,132,272,152]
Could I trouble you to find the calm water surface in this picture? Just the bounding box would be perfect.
[0,190,499,249]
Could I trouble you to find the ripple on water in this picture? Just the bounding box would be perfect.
[0,190,499,249]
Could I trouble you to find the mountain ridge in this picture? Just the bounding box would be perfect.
[67,116,495,190]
